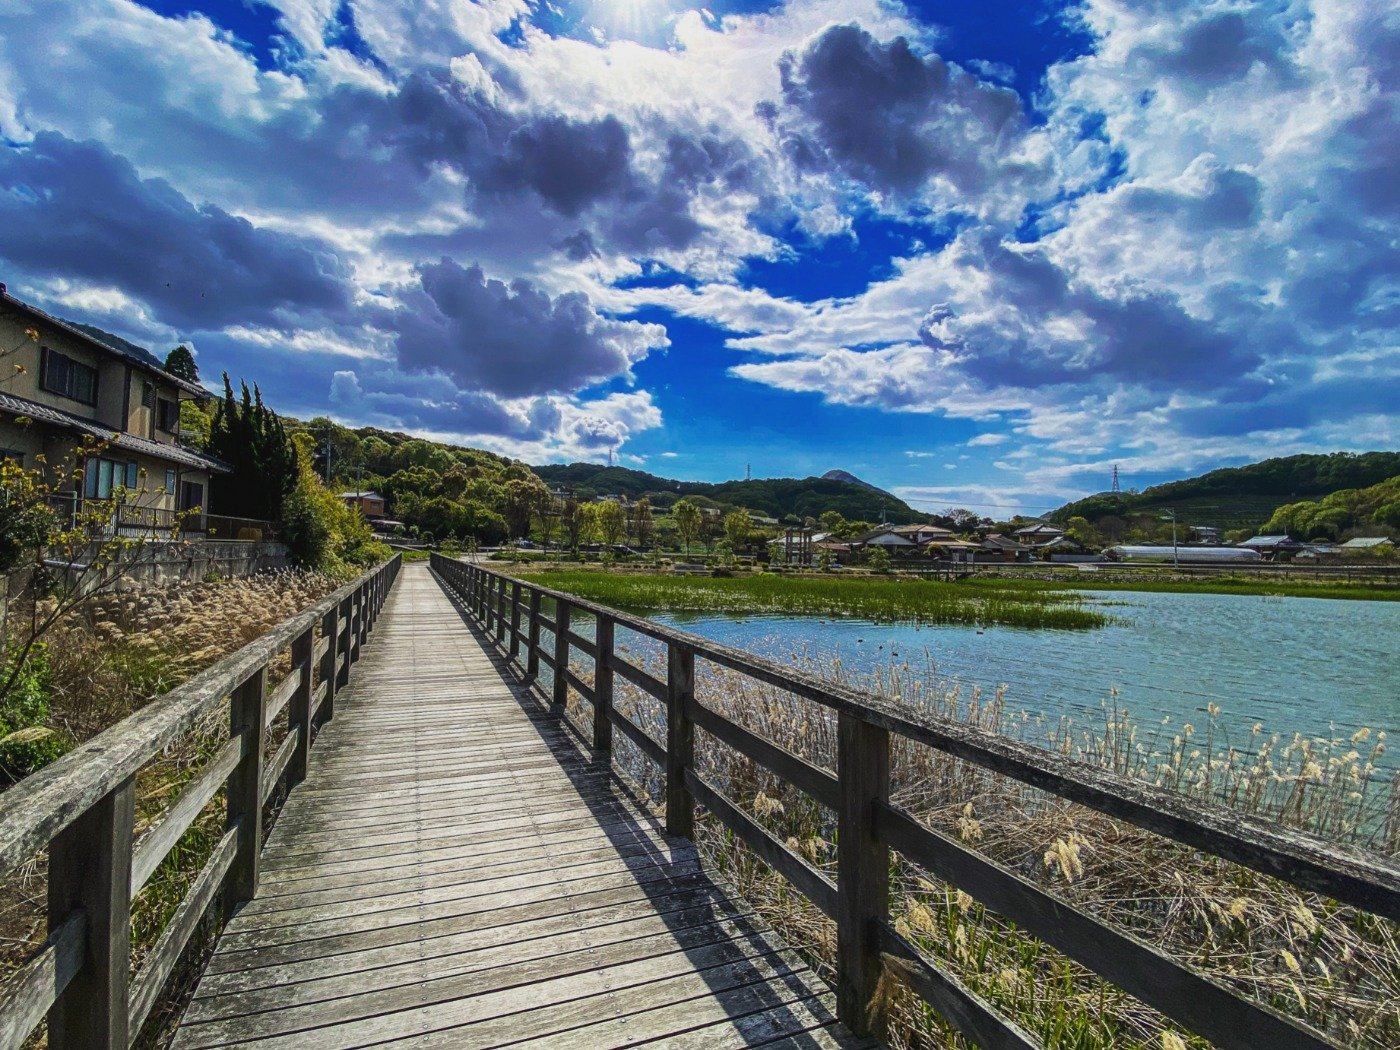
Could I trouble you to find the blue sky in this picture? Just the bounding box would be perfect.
[0,1,1395,517]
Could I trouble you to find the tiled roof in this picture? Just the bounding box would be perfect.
[0,287,209,398]
[0,390,229,473]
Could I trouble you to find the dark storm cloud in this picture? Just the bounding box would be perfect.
[385,258,667,399]
[1139,11,1294,86]
[0,132,352,329]
[918,233,1261,390]
[1117,163,1262,229]
[767,24,1038,200]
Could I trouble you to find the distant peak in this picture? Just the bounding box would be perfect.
[822,468,875,490]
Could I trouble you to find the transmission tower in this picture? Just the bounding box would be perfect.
[746,463,751,481]
[1111,464,1121,493]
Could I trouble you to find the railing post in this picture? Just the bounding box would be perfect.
[226,667,268,909]
[552,600,570,710]
[666,642,695,838]
[336,596,352,688]
[319,603,339,723]
[287,625,315,786]
[593,615,614,753]
[509,581,522,662]
[836,711,890,1038]
[47,776,135,1049]
[526,590,542,682]
[350,588,363,663]
[497,577,509,640]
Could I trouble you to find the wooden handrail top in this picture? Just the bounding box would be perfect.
[0,559,396,878]
[467,562,1400,921]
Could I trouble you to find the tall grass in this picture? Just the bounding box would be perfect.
[523,570,1111,629]
[564,645,1400,1049]
[0,570,342,1048]
[960,572,1400,603]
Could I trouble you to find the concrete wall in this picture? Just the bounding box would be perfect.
[101,540,291,590]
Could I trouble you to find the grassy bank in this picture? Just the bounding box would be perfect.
[563,654,1398,1049]
[519,570,1111,629]
[962,572,1400,602]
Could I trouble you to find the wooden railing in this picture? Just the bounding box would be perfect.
[0,554,401,1050]
[431,554,1400,1049]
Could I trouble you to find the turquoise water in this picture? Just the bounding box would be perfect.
[641,590,1400,772]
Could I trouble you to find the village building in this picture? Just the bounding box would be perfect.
[890,523,955,544]
[1011,522,1067,548]
[1339,536,1395,557]
[340,490,388,519]
[0,284,227,533]
[978,534,1033,562]
[1237,534,1305,560]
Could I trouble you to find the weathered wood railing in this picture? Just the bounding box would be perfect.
[0,554,401,1050]
[432,554,1400,1050]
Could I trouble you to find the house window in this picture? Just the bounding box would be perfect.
[40,348,98,406]
[141,382,155,409]
[156,397,180,432]
[165,469,177,495]
[84,457,140,499]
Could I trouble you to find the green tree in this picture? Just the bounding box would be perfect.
[598,500,626,547]
[163,344,199,383]
[673,499,701,553]
[630,497,654,548]
[723,509,752,552]
[503,475,550,539]
[868,546,892,573]
[207,375,296,522]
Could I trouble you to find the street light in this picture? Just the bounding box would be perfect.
[1160,509,1178,569]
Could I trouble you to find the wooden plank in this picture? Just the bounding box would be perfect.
[687,697,840,810]
[876,801,1335,1050]
[608,707,666,767]
[877,922,1040,1050]
[552,601,570,709]
[130,733,243,894]
[128,827,238,1037]
[261,727,301,805]
[47,776,134,1049]
[592,615,613,751]
[609,651,666,699]
[0,910,86,1050]
[565,629,597,659]
[666,642,695,838]
[836,711,889,1037]
[225,669,267,908]
[263,666,299,728]
[685,769,838,918]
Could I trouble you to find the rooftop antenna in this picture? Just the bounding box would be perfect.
[1111,464,1121,493]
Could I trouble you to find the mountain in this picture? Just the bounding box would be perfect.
[531,463,925,523]
[1048,452,1400,532]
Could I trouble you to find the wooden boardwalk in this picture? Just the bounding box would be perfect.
[170,564,873,1049]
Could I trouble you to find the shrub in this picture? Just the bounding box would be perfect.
[0,645,66,781]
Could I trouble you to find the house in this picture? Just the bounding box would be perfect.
[340,490,387,519]
[1191,526,1222,544]
[924,538,981,563]
[1238,534,1305,561]
[1339,537,1395,557]
[891,523,955,544]
[851,527,918,550]
[979,534,1032,562]
[0,284,226,533]
[1011,522,1067,547]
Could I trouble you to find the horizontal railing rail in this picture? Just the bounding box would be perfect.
[431,553,1400,1050]
[0,554,401,1050]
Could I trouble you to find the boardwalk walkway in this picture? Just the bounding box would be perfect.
[170,564,872,1049]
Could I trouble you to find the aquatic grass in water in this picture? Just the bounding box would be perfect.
[522,570,1111,630]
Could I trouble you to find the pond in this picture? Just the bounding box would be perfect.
[642,589,1400,774]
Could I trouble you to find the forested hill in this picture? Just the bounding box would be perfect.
[531,463,923,523]
[1049,452,1400,530]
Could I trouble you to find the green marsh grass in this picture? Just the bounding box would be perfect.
[522,569,1111,629]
